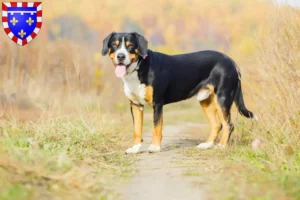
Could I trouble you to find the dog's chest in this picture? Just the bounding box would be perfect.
[122,71,147,105]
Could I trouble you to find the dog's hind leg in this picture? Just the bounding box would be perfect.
[125,103,144,154]
[197,91,222,149]
[214,90,235,149]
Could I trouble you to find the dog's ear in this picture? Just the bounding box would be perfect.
[132,32,148,58]
[102,32,116,56]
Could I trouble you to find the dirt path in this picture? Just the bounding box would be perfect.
[118,122,210,200]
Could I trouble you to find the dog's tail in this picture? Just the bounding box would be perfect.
[234,80,258,120]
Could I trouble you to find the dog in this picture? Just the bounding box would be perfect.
[101,32,257,154]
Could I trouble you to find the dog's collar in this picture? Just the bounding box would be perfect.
[126,58,143,74]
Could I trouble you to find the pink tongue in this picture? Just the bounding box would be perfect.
[115,65,126,78]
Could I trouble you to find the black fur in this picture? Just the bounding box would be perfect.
[136,49,255,120]
[132,32,148,57]
[102,32,116,56]
[102,32,255,120]
[234,81,255,118]
[102,32,256,146]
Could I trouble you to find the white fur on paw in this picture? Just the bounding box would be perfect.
[214,143,225,150]
[148,144,161,153]
[197,141,214,149]
[125,143,142,154]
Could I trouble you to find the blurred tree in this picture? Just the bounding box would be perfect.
[48,14,100,51]
[122,17,144,35]
[150,30,165,46]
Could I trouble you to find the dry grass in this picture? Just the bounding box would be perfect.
[160,7,300,199]
[0,114,135,200]
[177,147,291,200]
[217,7,300,199]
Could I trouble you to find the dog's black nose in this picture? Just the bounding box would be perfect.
[117,53,126,61]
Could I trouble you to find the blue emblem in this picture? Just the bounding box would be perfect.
[2,2,42,46]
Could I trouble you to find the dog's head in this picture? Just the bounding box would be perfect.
[101,32,148,78]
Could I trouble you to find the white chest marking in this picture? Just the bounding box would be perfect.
[122,70,147,105]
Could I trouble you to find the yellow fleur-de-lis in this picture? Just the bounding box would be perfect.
[26,17,34,26]
[10,17,18,26]
[18,29,26,38]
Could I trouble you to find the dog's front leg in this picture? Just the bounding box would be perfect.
[148,103,163,153]
[125,102,144,154]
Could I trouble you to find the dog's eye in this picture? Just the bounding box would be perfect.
[128,44,134,49]
[112,43,118,48]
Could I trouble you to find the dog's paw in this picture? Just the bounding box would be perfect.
[125,143,142,154]
[214,143,225,150]
[197,141,214,149]
[148,144,161,153]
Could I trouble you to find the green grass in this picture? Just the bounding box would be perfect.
[176,134,300,200]
[183,170,202,176]
[165,103,300,200]
[230,144,300,200]
[0,115,136,200]
[1,98,299,200]
[177,146,292,200]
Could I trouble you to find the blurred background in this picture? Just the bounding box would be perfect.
[0,0,280,119]
[0,0,299,146]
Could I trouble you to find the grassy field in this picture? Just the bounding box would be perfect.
[0,101,299,199]
[0,113,136,200]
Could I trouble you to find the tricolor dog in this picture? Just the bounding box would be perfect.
[102,32,257,154]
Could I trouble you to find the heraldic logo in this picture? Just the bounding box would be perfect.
[2,2,42,46]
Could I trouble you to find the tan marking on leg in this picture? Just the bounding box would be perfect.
[152,109,163,146]
[131,103,144,144]
[215,101,231,147]
[144,86,153,106]
[206,84,214,91]
[200,94,222,143]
